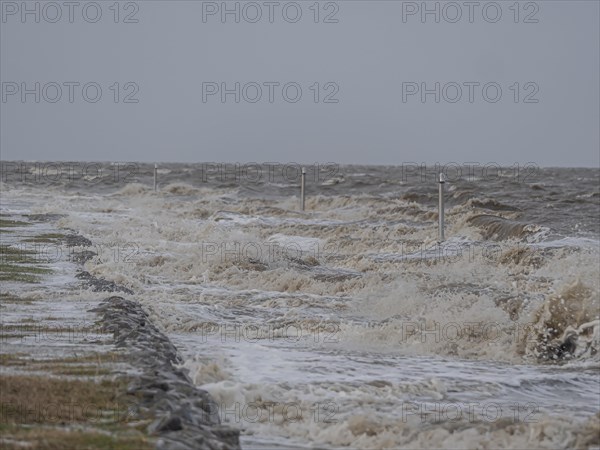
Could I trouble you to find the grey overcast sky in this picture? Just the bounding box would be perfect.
[1,1,598,166]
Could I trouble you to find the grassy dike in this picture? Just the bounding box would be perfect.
[0,214,155,449]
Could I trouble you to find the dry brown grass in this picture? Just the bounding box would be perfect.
[0,375,153,449]
[0,425,153,450]
[0,375,130,423]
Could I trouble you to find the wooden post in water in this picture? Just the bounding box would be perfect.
[154,164,158,192]
[438,172,445,241]
[300,167,306,211]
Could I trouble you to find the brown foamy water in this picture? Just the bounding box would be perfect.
[1,163,599,448]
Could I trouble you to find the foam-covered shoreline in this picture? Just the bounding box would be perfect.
[92,296,240,450]
[70,232,241,449]
[2,167,599,448]
[0,212,240,449]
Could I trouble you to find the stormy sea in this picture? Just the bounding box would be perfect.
[1,162,599,449]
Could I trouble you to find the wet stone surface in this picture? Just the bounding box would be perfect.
[76,270,135,294]
[92,296,241,450]
[65,233,94,247]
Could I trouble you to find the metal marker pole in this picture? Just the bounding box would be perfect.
[301,167,306,211]
[154,164,158,192]
[438,172,445,241]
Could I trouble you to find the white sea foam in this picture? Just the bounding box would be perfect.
[2,170,598,449]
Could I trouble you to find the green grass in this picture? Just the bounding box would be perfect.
[22,233,67,243]
[0,245,38,264]
[0,219,30,228]
[1,352,126,376]
[0,244,53,282]
[0,262,52,283]
[0,292,33,304]
[0,216,58,281]
[0,425,154,450]
[1,323,104,338]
